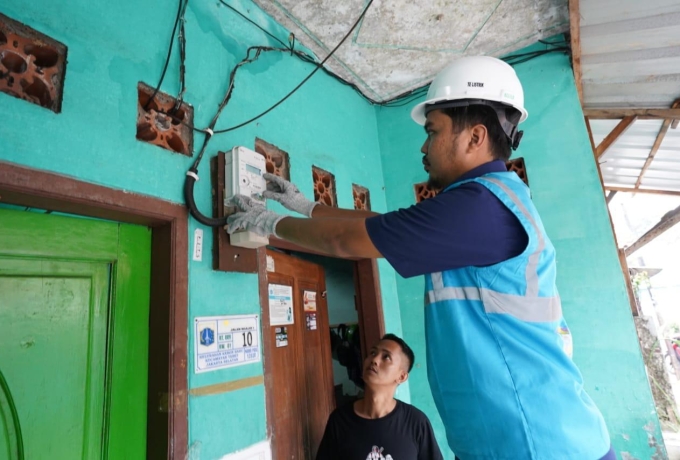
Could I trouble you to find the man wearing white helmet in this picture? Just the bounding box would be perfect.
[227,56,615,459]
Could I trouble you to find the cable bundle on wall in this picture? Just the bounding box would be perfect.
[143,0,569,226]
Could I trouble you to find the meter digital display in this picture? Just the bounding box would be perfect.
[246,164,261,175]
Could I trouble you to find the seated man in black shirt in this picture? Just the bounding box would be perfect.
[316,334,444,460]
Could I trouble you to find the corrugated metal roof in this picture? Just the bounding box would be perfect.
[580,0,680,109]
[592,119,680,191]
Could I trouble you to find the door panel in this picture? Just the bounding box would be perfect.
[266,272,306,460]
[297,278,334,459]
[264,251,335,460]
[0,259,110,459]
[0,209,151,460]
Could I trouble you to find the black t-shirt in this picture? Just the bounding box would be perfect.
[315,400,444,460]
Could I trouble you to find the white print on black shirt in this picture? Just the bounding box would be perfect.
[366,446,393,460]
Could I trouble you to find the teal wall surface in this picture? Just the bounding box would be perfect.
[375,46,664,459]
[0,0,662,457]
[0,0,403,458]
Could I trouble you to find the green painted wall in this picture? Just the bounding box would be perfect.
[374,44,664,459]
[0,0,404,457]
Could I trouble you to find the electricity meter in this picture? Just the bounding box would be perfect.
[224,146,269,249]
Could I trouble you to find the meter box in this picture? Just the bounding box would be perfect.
[224,146,269,249]
[224,146,267,208]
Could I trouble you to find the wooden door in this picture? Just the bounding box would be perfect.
[0,208,151,459]
[262,250,335,460]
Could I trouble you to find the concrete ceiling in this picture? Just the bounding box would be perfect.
[253,0,569,102]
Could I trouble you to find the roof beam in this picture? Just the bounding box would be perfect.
[625,204,680,256]
[568,0,584,106]
[634,120,672,188]
[634,100,680,189]
[605,187,680,197]
[595,116,637,159]
[584,117,596,152]
[584,108,680,119]
[606,190,617,204]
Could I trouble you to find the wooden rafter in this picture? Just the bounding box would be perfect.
[605,186,680,197]
[635,120,672,188]
[584,108,680,119]
[595,116,637,159]
[634,100,680,189]
[568,0,584,106]
[585,117,596,152]
[606,190,617,204]
[625,204,680,256]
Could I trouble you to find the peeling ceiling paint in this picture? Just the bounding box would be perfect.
[252,0,569,101]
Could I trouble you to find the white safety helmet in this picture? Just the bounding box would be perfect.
[411,56,528,149]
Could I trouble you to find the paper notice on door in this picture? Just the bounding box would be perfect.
[305,313,317,330]
[268,283,294,326]
[303,290,317,312]
[275,326,288,347]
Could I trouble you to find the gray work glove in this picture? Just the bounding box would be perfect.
[263,173,318,217]
[227,194,285,237]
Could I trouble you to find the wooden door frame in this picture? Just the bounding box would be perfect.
[261,239,386,442]
[0,161,188,460]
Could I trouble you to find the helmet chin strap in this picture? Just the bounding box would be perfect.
[425,99,524,150]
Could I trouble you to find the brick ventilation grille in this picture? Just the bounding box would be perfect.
[414,157,529,202]
[254,138,290,180]
[414,182,440,203]
[352,184,371,211]
[136,82,194,156]
[312,166,337,207]
[0,13,67,113]
[506,157,528,186]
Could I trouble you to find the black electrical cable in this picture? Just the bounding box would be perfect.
[503,48,569,66]
[185,1,374,225]
[0,367,24,460]
[144,0,184,110]
[217,0,288,48]
[131,2,573,230]
[171,0,189,113]
[216,0,388,104]
[212,0,376,134]
[165,45,569,136]
[154,1,572,132]
[184,0,377,226]
[183,46,272,227]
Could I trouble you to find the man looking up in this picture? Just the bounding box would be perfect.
[316,334,443,460]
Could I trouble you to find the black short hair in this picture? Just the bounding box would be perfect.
[382,333,415,373]
[441,103,520,161]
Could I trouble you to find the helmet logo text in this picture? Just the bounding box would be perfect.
[467,82,484,87]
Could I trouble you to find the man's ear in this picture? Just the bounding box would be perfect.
[468,124,488,152]
[396,370,408,385]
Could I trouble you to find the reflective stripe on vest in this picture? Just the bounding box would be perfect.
[425,175,562,323]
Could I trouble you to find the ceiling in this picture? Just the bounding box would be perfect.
[250,0,680,193]
[577,0,680,194]
[579,0,680,109]
[252,0,569,102]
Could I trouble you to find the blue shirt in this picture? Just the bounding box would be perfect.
[365,161,528,278]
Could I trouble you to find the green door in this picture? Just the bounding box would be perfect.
[0,209,151,460]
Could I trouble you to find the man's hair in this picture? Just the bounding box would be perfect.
[382,333,415,373]
[441,104,520,161]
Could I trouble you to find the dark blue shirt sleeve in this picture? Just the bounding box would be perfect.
[365,182,528,278]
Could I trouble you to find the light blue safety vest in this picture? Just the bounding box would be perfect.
[425,171,610,459]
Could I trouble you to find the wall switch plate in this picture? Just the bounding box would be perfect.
[193,228,203,261]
